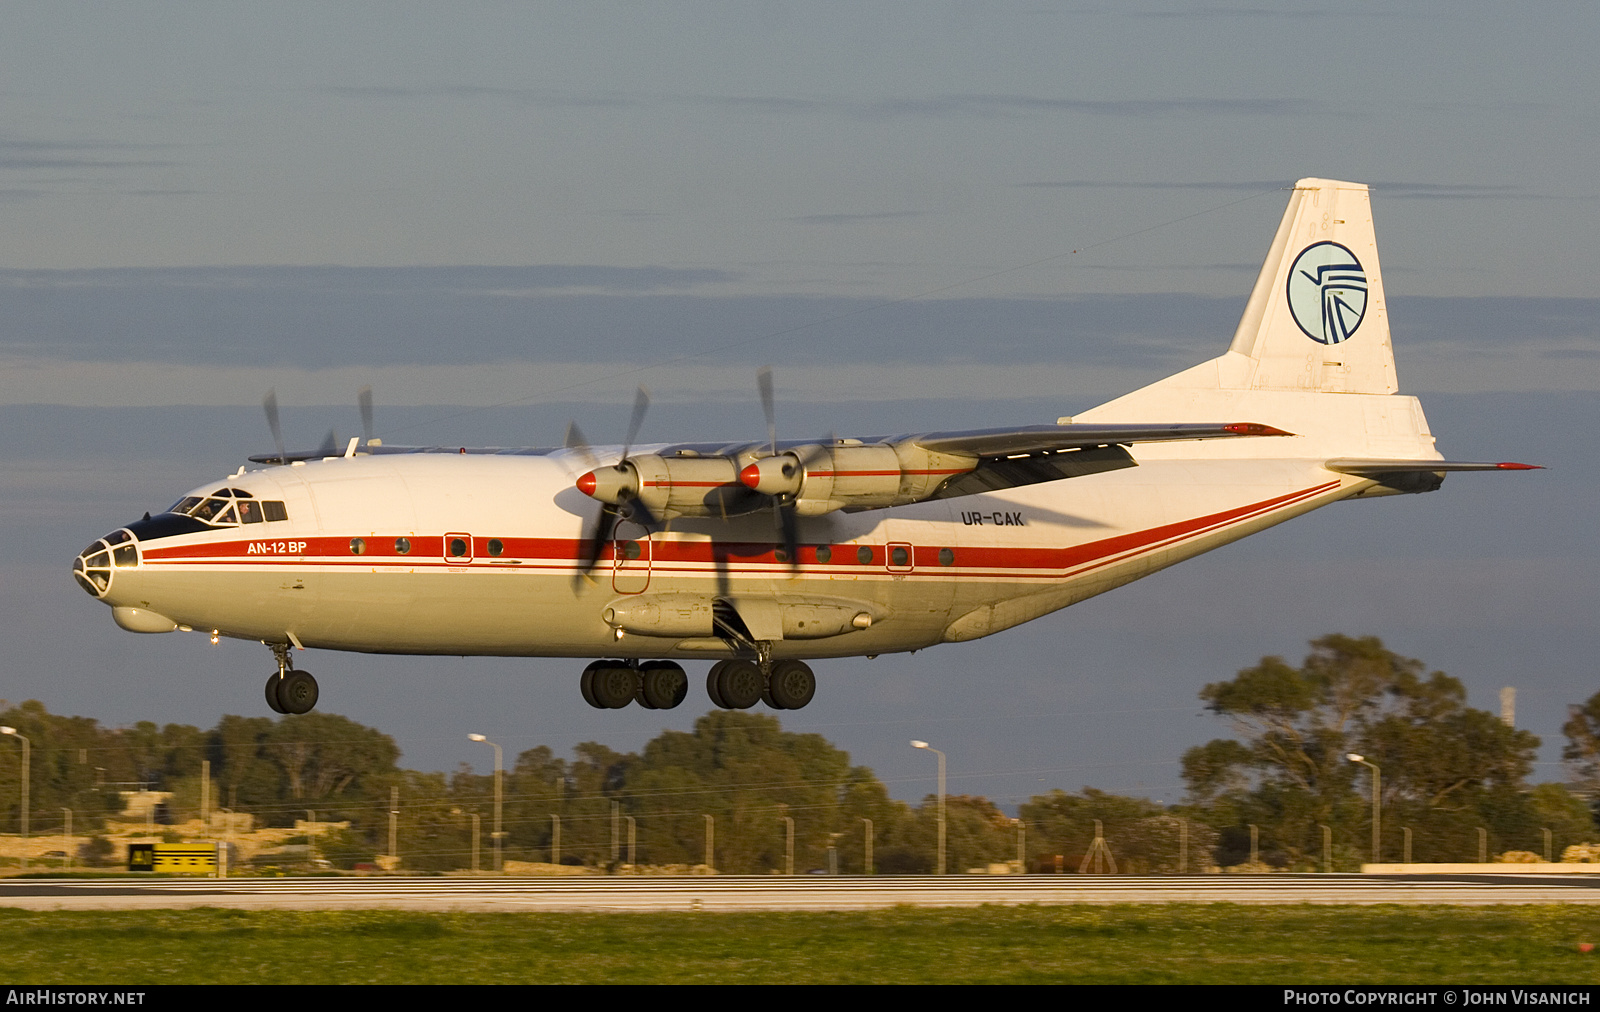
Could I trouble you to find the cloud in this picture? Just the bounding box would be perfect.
[324,84,1325,121]
[786,211,923,225]
[0,264,734,295]
[0,358,1153,409]
[0,137,182,173]
[1019,180,1289,191]
[1017,180,1553,200]
[0,265,1592,401]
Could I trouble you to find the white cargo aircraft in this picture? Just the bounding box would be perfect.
[74,178,1536,716]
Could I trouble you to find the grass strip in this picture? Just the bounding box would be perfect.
[2,905,1599,984]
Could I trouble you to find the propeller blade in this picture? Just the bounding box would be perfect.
[758,365,777,456]
[778,501,801,575]
[358,386,374,445]
[619,493,661,533]
[564,420,598,470]
[263,389,286,465]
[573,504,621,590]
[798,432,836,470]
[315,428,339,457]
[621,385,650,460]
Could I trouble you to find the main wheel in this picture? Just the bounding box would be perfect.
[580,660,607,709]
[706,660,731,708]
[265,672,288,714]
[765,660,816,710]
[590,664,638,709]
[639,661,688,710]
[277,670,319,715]
[716,659,764,710]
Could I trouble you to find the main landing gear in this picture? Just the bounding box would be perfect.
[579,658,816,711]
[264,642,319,715]
[581,660,690,710]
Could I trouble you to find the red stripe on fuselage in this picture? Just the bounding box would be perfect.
[138,481,1343,580]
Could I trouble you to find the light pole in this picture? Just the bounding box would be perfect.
[1,727,29,872]
[1347,753,1381,863]
[911,740,946,875]
[469,734,503,873]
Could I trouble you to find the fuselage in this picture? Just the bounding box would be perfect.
[75,445,1366,661]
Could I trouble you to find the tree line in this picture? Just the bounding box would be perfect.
[0,633,1594,872]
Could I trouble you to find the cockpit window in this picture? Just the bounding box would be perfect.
[190,498,232,523]
[166,489,288,527]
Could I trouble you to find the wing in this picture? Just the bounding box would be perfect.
[909,421,1292,457]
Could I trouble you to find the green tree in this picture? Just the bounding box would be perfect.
[1020,788,1213,873]
[1562,691,1600,824]
[1183,635,1541,867]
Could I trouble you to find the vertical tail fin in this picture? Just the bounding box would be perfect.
[1228,178,1397,394]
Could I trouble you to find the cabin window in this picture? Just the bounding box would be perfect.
[394,537,411,555]
[237,500,264,524]
[815,545,832,563]
[488,539,504,557]
[939,548,955,566]
[262,501,288,522]
[449,537,469,558]
[620,540,642,561]
[350,538,367,555]
[112,545,138,568]
[890,545,910,568]
[856,546,873,564]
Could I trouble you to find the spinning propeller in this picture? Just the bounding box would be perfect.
[257,387,378,464]
[571,386,658,586]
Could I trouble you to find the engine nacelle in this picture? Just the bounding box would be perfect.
[578,453,762,519]
[739,442,977,514]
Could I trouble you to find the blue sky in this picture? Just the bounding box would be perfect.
[1,3,1596,812]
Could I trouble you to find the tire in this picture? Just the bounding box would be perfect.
[706,660,730,709]
[581,660,613,708]
[640,661,688,710]
[265,672,288,714]
[767,660,816,710]
[717,659,764,710]
[591,664,638,709]
[278,670,319,715]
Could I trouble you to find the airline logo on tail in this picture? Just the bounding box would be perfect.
[1286,241,1368,345]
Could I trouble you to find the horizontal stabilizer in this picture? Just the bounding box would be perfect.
[1325,458,1543,475]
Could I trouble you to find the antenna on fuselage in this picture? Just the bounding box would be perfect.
[359,385,376,448]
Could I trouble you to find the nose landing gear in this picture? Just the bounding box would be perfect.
[265,642,319,715]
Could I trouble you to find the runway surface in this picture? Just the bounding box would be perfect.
[6,873,1600,911]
